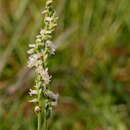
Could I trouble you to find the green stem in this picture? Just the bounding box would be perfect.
[44,109,47,130]
[37,76,41,130]
[38,113,41,130]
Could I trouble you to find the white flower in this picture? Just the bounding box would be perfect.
[40,29,46,35]
[29,89,37,96]
[27,57,36,68]
[36,65,43,74]
[35,60,43,67]
[46,40,52,44]
[34,106,41,113]
[45,17,53,22]
[29,44,36,48]
[41,68,52,85]
[50,44,56,54]
[41,10,48,15]
[36,35,41,39]
[36,67,51,85]
[27,53,42,68]
[46,90,59,100]
[40,29,52,35]
[27,48,35,54]
[46,30,52,34]
[36,38,42,43]
[27,0,59,111]
[45,90,59,106]
[47,40,56,54]
[29,98,38,103]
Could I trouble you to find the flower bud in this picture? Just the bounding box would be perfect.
[34,106,41,113]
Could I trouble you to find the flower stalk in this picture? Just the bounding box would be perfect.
[27,0,59,130]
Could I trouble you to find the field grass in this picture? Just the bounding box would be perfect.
[0,0,130,129]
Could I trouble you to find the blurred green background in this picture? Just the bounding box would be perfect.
[0,0,130,129]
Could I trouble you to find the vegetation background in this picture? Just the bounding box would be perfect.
[0,0,130,129]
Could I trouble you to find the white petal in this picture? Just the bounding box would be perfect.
[29,98,38,103]
[27,48,34,54]
[29,44,36,48]
[41,10,47,15]
[29,89,37,96]
[46,90,59,100]
[45,17,53,22]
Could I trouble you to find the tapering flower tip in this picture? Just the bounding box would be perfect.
[29,98,38,103]
[34,106,41,113]
[29,89,37,96]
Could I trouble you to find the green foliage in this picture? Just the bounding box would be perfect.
[0,0,130,129]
